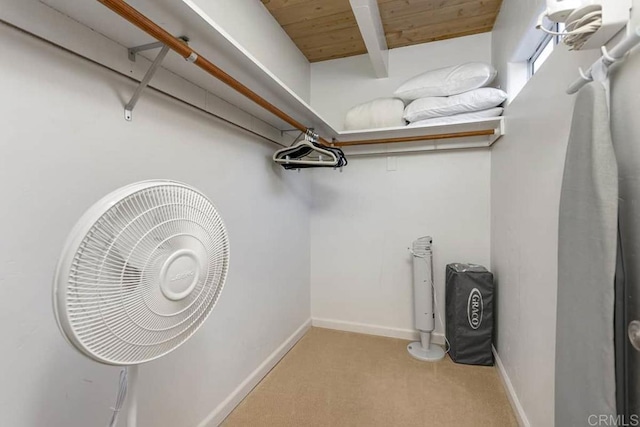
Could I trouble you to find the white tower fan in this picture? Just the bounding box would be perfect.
[407,236,445,362]
[52,180,230,427]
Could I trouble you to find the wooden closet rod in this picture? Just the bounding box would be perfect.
[97,0,330,144]
[332,129,495,147]
[98,0,497,148]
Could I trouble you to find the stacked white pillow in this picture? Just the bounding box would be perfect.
[395,62,506,125]
[343,98,406,131]
[403,88,507,122]
[408,107,504,127]
[394,62,497,101]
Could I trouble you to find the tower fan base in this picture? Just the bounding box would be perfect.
[407,342,445,362]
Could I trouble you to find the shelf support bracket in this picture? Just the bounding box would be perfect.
[125,37,189,121]
[127,36,189,62]
[125,44,169,121]
[128,41,163,62]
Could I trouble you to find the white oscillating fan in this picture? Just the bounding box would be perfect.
[408,237,445,362]
[53,180,230,427]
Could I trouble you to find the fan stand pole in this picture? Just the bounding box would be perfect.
[126,365,139,427]
[420,331,431,350]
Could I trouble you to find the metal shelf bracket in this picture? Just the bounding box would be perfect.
[125,37,188,121]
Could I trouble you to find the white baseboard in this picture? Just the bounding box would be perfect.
[492,346,530,427]
[311,317,445,345]
[197,319,312,427]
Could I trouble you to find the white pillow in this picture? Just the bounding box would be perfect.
[344,98,406,131]
[394,62,497,101]
[403,88,508,123]
[408,108,503,127]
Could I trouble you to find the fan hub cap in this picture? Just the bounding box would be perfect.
[159,249,201,301]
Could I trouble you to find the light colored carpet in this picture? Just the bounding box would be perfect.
[223,327,517,427]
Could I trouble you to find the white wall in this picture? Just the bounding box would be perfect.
[491,0,545,94]
[308,33,494,340]
[0,22,311,427]
[491,3,601,425]
[310,151,491,341]
[310,33,493,130]
[187,0,311,101]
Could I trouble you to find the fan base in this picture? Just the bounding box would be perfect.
[407,342,445,362]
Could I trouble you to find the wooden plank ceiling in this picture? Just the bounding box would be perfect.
[261,0,503,62]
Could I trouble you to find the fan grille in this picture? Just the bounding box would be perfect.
[57,182,229,365]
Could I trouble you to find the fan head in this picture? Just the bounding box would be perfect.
[53,180,230,365]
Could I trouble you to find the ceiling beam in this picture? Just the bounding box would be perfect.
[349,0,389,78]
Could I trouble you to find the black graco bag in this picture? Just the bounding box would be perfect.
[446,263,494,366]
